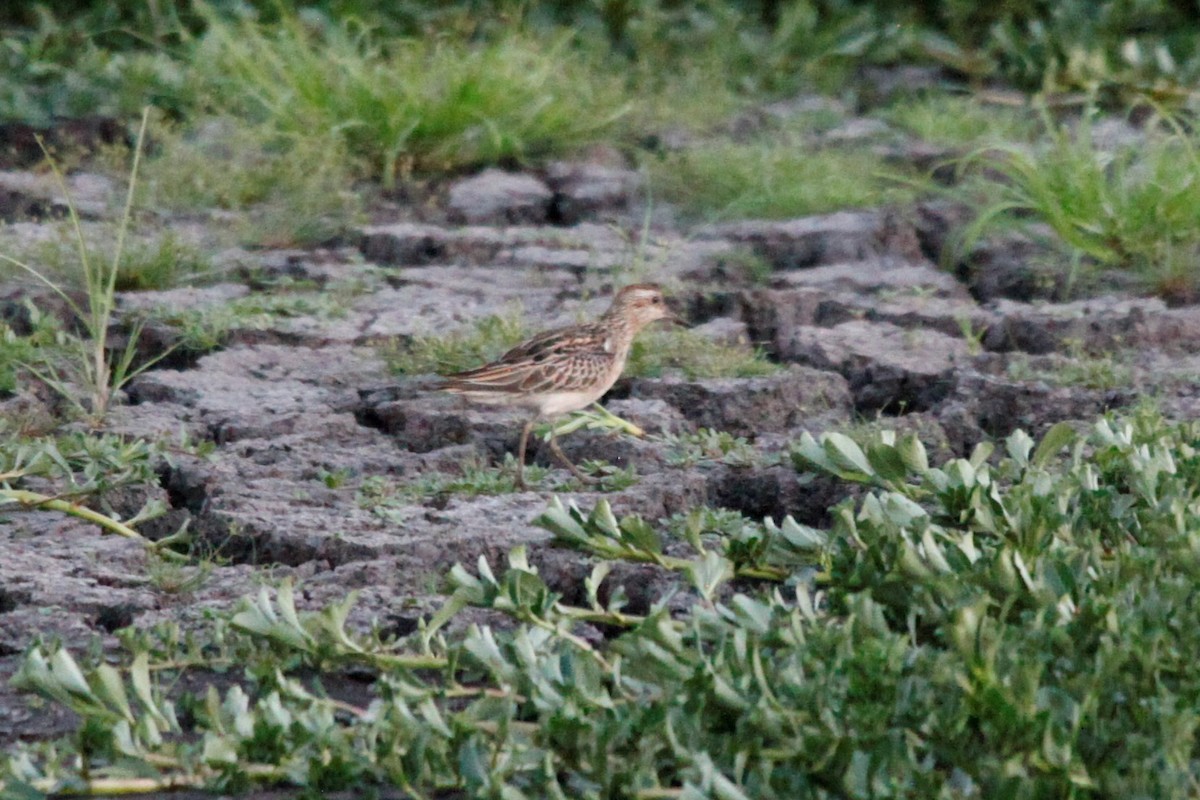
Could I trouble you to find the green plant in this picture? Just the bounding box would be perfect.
[957,108,1200,299]
[142,280,371,357]
[382,310,528,375]
[137,119,363,247]
[0,109,173,421]
[0,425,187,559]
[646,137,921,221]
[12,226,212,292]
[11,409,1200,796]
[718,248,775,285]
[0,7,192,126]
[1006,346,1133,391]
[190,9,629,183]
[883,93,1037,146]
[627,328,778,379]
[663,427,761,467]
[0,304,65,396]
[145,550,214,595]
[954,313,986,355]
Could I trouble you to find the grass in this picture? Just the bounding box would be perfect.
[1006,347,1134,391]
[358,454,634,507]
[135,119,363,247]
[627,328,779,379]
[957,108,1200,300]
[646,138,923,221]
[0,8,192,126]
[382,310,528,376]
[14,409,1200,795]
[882,93,1038,146]
[190,10,630,184]
[140,279,370,356]
[359,457,551,508]
[0,305,63,397]
[383,311,777,381]
[5,226,212,292]
[0,109,173,421]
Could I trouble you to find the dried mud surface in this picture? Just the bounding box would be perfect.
[3,113,1200,757]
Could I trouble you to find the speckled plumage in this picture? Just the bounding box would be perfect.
[440,283,680,487]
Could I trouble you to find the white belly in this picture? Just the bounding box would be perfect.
[534,387,608,416]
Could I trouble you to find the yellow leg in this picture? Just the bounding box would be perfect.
[548,426,595,484]
[515,418,535,490]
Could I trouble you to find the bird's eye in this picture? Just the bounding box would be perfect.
[651,296,661,304]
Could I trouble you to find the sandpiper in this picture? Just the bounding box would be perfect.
[439,283,682,489]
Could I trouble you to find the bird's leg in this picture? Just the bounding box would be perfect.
[548,424,597,484]
[515,418,535,490]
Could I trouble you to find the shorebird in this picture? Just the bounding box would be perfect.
[439,284,682,489]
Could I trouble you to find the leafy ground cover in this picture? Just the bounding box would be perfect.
[5,409,1200,796]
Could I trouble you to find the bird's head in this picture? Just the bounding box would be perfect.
[607,283,684,330]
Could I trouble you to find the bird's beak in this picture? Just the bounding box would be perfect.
[663,306,687,327]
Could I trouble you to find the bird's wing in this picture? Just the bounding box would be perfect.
[442,324,615,395]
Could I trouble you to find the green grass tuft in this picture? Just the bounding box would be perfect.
[137,120,362,247]
[382,311,528,376]
[647,139,922,220]
[627,328,778,379]
[883,93,1037,146]
[190,11,629,184]
[958,109,1200,300]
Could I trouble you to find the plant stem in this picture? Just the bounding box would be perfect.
[1,488,187,562]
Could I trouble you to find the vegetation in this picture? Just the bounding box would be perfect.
[663,427,763,467]
[627,329,779,379]
[7,2,1200,797]
[957,109,1200,300]
[137,120,363,246]
[881,93,1038,147]
[9,410,1200,795]
[0,423,188,558]
[191,13,631,184]
[383,310,528,376]
[6,226,212,292]
[0,110,171,421]
[646,139,920,221]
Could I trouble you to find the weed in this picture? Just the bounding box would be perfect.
[382,310,528,376]
[142,281,370,356]
[1007,347,1133,391]
[317,467,353,489]
[359,457,553,510]
[957,108,1200,299]
[666,505,757,541]
[191,10,628,184]
[647,137,921,221]
[716,248,774,285]
[883,93,1037,146]
[18,410,1200,795]
[954,314,987,355]
[663,427,760,468]
[145,551,213,596]
[0,304,64,396]
[0,8,192,126]
[574,460,638,491]
[626,328,778,379]
[10,226,212,292]
[0,425,188,559]
[0,109,173,421]
[137,119,363,247]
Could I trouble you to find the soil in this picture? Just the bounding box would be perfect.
[3,104,1199,794]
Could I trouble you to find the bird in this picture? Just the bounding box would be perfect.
[439,283,682,489]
